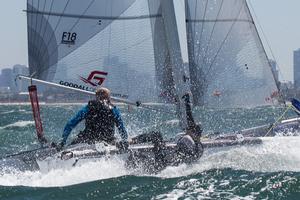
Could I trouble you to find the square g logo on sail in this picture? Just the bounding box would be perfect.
[79,71,108,87]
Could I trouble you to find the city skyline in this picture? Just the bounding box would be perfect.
[0,0,300,82]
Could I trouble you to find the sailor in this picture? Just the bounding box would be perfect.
[175,93,204,163]
[175,123,203,164]
[129,93,203,170]
[57,87,128,150]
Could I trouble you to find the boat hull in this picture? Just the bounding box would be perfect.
[0,136,262,173]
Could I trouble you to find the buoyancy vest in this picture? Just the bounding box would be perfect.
[84,100,116,143]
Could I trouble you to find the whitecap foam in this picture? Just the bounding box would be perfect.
[0,121,34,130]
[158,136,300,178]
[0,156,128,187]
[0,110,16,115]
[2,135,300,187]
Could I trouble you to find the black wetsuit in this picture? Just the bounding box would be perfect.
[72,100,116,144]
[62,100,127,145]
[129,93,203,171]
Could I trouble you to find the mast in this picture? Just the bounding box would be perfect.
[160,0,191,130]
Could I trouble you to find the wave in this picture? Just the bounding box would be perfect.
[0,109,32,115]
[1,136,300,188]
[158,136,300,179]
[0,110,16,115]
[0,156,128,187]
[1,170,299,199]
[0,121,35,130]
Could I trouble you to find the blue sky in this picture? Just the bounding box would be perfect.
[0,0,299,82]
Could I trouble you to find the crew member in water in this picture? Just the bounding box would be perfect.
[57,87,128,150]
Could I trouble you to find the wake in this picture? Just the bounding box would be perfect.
[1,135,300,187]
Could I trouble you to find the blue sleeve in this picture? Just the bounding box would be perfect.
[112,106,128,141]
[62,105,89,144]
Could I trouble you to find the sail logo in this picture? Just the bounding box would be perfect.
[79,71,108,87]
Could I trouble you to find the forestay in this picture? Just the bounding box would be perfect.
[185,0,279,108]
[27,0,168,103]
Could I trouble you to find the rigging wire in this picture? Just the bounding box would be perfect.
[27,0,36,71]
[28,0,34,47]
[31,0,40,63]
[36,0,55,64]
[197,0,225,66]
[37,0,71,75]
[195,0,209,63]
[192,0,199,56]
[246,0,286,107]
[38,0,95,76]
[122,3,130,95]
[203,3,244,80]
[264,105,292,137]
[248,0,289,98]
[67,0,96,35]
[35,0,47,59]
[78,36,152,66]
[38,0,96,77]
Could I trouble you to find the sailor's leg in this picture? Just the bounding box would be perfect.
[131,131,167,171]
[131,131,163,144]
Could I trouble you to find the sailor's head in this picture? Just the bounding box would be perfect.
[95,87,111,101]
[186,123,202,141]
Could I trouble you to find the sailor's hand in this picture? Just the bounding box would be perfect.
[56,141,65,152]
[116,141,129,152]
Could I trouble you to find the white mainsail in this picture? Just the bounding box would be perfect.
[185,0,279,108]
[26,0,280,131]
[27,0,192,129]
[27,0,163,102]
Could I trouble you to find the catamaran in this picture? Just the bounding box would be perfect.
[1,0,299,172]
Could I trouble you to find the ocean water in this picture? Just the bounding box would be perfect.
[0,104,300,199]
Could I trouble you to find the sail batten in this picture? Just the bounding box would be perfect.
[186,19,253,23]
[25,10,162,20]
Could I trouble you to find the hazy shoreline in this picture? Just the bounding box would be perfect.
[0,102,86,106]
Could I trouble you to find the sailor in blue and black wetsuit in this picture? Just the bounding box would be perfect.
[58,87,128,149]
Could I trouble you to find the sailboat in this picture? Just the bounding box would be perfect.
[1,0,297,172]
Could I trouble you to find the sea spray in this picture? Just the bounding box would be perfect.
[0,105,300,199]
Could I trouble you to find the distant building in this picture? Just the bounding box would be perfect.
[269,59,279,82]
[13,64,28,76]
[0,65,29,94]
[1,68,13,90]
[0,73,3,86]
[13,64,29,93]
[294,49,300,89]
